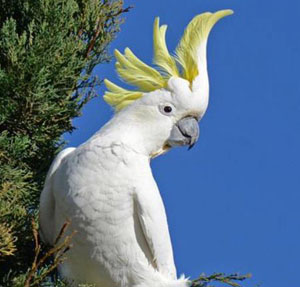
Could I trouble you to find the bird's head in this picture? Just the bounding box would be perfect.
[103,10,233,157]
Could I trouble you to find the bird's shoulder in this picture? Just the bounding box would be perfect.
[54,140,153,194]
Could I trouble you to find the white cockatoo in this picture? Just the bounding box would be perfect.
[39,10,233,287]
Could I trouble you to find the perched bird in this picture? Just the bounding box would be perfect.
[39,10,233,287]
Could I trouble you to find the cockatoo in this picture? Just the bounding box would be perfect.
[39,10,233,287]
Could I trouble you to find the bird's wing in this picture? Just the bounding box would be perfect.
[135,179,177,279]
[39,147,76,245]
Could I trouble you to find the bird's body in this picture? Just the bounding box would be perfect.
[40,108,185,286]
[39,10,233,287]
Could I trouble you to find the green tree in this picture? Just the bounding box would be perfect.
[0,0,129,285]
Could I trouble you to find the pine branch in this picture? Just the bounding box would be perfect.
[24,219,76,287]
[85,5,133,58]
[191,272,252,287]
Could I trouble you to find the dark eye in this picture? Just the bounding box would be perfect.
[163,106,172,113]
[159,103,175,116]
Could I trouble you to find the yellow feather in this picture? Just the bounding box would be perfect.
[114,49,166,92]
[103,10,233,111]
[153,17,179,77]
[176,10,233,82]
[103,79,143,111]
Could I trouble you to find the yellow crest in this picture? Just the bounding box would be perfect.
[104,10,233,111]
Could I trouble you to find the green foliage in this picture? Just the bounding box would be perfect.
[0,0,128,285]
[191,273,252,287]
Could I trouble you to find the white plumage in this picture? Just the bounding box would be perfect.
[39,11,232,287]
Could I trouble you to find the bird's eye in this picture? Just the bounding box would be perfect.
[164,106,172,113]
[159,103,175,116]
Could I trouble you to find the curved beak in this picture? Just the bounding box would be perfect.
[166,117,199,149]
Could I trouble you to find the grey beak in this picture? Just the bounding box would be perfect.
[167,117,199,149]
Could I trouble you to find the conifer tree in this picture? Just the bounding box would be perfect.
[0,1,128,285]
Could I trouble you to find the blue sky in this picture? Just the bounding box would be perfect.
[65,1,300,286]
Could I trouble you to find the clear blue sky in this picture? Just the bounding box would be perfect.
[65,1,300,286]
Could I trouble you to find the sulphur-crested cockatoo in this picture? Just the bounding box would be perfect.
[39,10,233,287]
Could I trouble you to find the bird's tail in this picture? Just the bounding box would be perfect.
[134,275,190,287]
[167,275,190,287]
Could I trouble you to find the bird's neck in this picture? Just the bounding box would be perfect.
[92,110,168,159]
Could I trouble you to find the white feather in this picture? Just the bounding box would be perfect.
[39,88,198,286]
